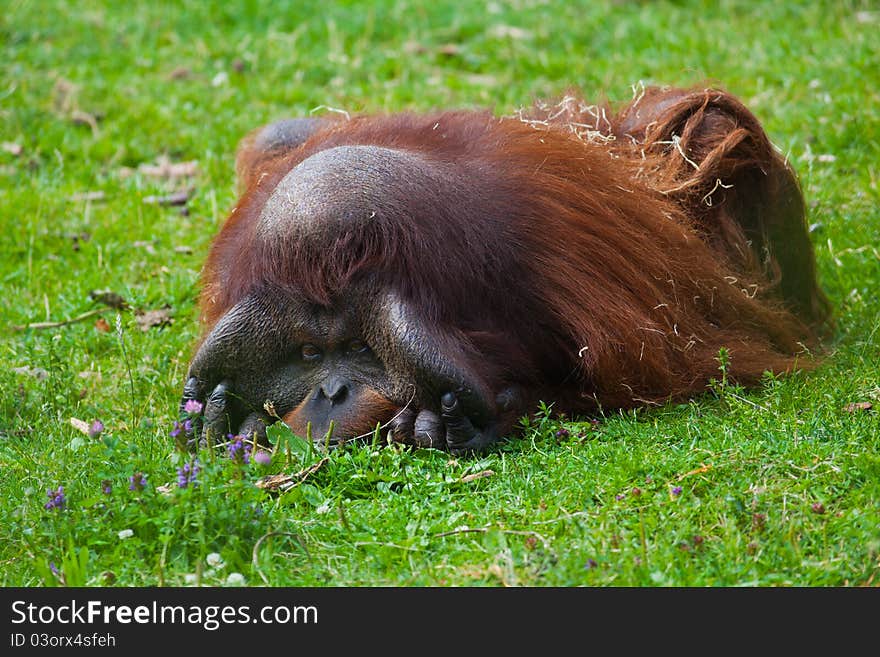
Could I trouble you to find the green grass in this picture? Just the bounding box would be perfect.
[1,0,878,587]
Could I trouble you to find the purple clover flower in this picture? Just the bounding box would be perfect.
[253,450,272,466]
[101,479,112,495]
[227,435,252,465]
[129,472,147,492]
[170,419,195,440]
[177,460,200,488]
[672,486,683,496]
[44,486,66,510]
[88,419,104,439]
[184,399,203,415]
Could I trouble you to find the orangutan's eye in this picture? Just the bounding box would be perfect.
[348,340,369,354]
[301,344,323,362]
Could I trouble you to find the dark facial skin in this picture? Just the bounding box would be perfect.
[180,282,518,454]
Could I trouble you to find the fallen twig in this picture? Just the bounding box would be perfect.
[12,307,111,331]
[256,457,329,492]
[677,463,713,480]
[460,469,495,483]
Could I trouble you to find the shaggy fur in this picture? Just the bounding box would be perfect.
[195,86,830,437]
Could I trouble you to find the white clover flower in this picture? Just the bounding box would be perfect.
[206,552,225,569]
[184,573,198,585]
[225,572,246,586]
[316,502,331,514]
[117,529,134,540]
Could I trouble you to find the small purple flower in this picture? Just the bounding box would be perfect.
[49,562,59,576]
[88,419,104,439]
[584,558,598,570]
[672,486,683,496]
[253,450,272,466]
[227,435,252,464]
[101,479,113,495]
[615,494,625,501]
[554,427,570,439]
[44,486,66,510]
[177,460,200,488]
[129,472,147,492]
[171,419,195,436]
[184,399,203,415]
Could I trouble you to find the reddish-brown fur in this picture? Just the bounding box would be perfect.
[197,86,830,435]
